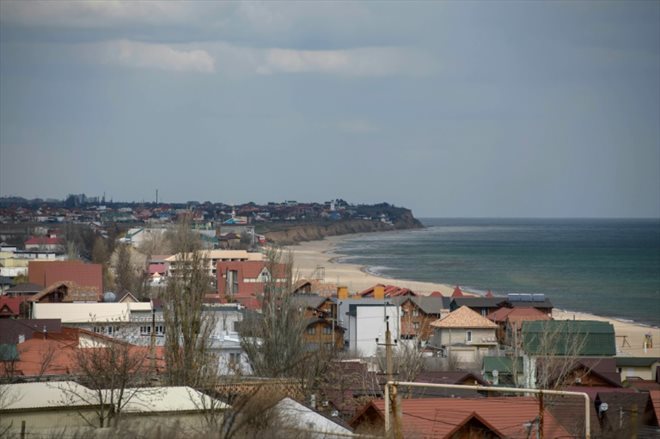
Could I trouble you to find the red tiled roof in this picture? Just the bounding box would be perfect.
[353,397,571,438]
[24,236,64,246]
[488,307,550,324]
[28,261,103,297]
[0,296,23,317]
[430,291,444,297]
[148,264,167,275]
[451,285,465,297]
[0,327,165,378]
[485,290,494,298]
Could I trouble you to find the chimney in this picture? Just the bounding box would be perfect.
[374,285,385,300]
[337,286,349,300]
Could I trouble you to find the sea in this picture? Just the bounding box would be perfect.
[333,218,660,327]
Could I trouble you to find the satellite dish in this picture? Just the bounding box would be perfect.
[492,369,499,377]
[599,402,609,413]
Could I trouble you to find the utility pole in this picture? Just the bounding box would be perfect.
[539,389,544,439]
[378,315,401,439]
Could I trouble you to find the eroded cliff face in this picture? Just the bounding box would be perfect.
[264,213,423,245]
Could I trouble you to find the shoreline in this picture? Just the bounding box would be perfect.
[286,233,660,358]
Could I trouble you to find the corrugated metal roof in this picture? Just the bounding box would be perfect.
[521,320,616,356]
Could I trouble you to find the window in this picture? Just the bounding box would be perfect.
[324,342,333,350]
[155,325,165,335]
[140,326,151,336]
[413,322,420,331]
[307,326,316,335]
[412,308,419,317]
[466,330,473,343]
[229,352,240,365]
[481,309,487,317]
[323,326,332,335]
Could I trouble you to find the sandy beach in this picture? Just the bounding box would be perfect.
[287,234,660,358]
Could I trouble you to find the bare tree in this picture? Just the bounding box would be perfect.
[55,338,152,428]
[114,243,136,295]
[161,218,217,388]
[241,247,336,399]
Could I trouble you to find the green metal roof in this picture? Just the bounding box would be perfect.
[521,320,616,356]
[482,356,523,374]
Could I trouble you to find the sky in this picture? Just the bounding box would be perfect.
[0,1,658,218]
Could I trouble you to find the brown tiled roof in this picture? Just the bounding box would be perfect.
[488,306,551,324]
[28,261,103,297]
[431,306,498,329]
[352,397,571,438]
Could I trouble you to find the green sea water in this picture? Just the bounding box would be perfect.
[334,218,660,327]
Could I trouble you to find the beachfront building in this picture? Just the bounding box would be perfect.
[344,300,400,357]
[168,249,264,279]
[519,320,617,389]
[394,295,450,342]
[429,306,498,366]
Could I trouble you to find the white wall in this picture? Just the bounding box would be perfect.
[350,304,400,357]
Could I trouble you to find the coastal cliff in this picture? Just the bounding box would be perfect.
[263,212,423,245]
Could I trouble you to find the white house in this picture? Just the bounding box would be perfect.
[346,301,400,357]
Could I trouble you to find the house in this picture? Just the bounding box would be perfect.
[318,359,382,418]
[487,306,551,345]
[304,317,345,351]
[616,357,660,382]
[28,261,103,298]
[350,397,571,438]
[429,306,498,365]
[203,303,251,375]
[24,236,64,252]
[506,293,553,316]
[0,296,24,318]
[394,296,450,341]
[359,284,415,298]
[0,382,226,436]
[521,320,616,357]
[31,300,160,346]
[450,296,507,317]
[520,320,617,389]
[556,357,623,388]
[345,301,400,357]
[167,249,263,279]
[0,327,165,379]
[28,281,102,304]
[216,260,287,299]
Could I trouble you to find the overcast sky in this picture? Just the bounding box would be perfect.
[1,1,658,218]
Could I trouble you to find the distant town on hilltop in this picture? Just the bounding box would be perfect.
[0,194,423,250]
